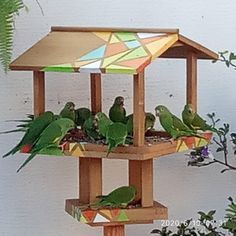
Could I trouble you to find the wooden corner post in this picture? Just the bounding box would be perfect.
[79,73,102,204]
[129,71,153,208]
[33,71,45,116]
[186,52,197,111]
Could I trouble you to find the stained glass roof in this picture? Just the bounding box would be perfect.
[10,27,218,74]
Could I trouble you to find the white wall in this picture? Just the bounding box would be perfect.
[0,1,236,235]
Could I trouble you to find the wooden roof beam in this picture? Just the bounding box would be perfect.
[51,26,179,34]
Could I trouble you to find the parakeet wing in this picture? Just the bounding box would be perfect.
[75,107,91,126]
[145,112,156,131]
[106,122,127,155]
[3,111,54,157]
[96,112,113,137]
[16,118,73,172]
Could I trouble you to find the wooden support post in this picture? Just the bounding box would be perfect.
[79,158,102,204]
[133,71,145,146]
[130,70,153,207]
[90,73,102,114]
[33,71,45,116]
[104,225,125,236]
[186,52,197,111]
[129,159,153,207]
[78,73,102,204]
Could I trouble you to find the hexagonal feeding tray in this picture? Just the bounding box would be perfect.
[62,130,213,160]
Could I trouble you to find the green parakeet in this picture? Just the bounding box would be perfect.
[75,107,91,127]
[95,186,136,208]
[126,112,156,135]
[16,118,74,172]
[60,102,76,122]
[83,115,99,140]
[95,112,113,138]
[155,105,199,139]
[106,122,128,156]
[109,96,126,123]
[3,111,55,158]
[182,104,217,132]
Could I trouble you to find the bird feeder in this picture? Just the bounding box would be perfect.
[10,27,218,236]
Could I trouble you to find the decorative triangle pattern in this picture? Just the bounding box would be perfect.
[41,31,178,74]
[105,42,128,57]
[137,32,165,39]
[116,56,150,68]
[93,213,110,223]
[80,45,106,61]
[82,210,96,222]
[115,32,137,41]
[110,34,120,43]
[117,47,148,62]
[100,210,113,220]
[93,32,111,42]
[80,214,88,223]
[176,140,188,152]
[117,210,129,221]
[111,209,121,220]
[102,51,131,67]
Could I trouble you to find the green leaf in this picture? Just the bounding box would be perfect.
[0,0,24,72]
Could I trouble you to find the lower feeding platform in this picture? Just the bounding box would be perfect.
[65,199,168,227]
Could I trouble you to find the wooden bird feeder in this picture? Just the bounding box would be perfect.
[10,27,218,236]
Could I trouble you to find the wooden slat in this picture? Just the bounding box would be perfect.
[79,158,102,204]
[186,52,197,111]
[129,160,153,207]
[104,225,125,236]
[51,26,179,34]
[90,73,102,114]
[33,71,45,116]
[133,71,145,146]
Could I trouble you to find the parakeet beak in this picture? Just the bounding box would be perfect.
[155,109,160,117]
[70,106,75,111]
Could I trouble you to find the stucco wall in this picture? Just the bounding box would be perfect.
[0,1,236,235]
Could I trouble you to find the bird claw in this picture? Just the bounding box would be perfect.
[168,138,175,144]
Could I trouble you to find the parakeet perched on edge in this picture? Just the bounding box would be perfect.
[59,102,76,122]
[75,107,91,127]
[109,96,126,123]
[95,112,113,138]
[106,122,127,157]
[95,186,136,208]
[16,118,74,172]
[182,104,217,132]
[155,105,200,140]
[126,112,156,135]
[3,111,55,158]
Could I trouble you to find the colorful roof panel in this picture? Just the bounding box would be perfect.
[10,27,218,74]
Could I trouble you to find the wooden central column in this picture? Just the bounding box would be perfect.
[186,52,197,111]
[104,225,125,236]
[79,73,102,204]
[33,71,45,116]
[129,71,153,208]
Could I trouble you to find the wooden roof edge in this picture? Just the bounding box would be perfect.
[51,26,179,34]
[178,34,219,60]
